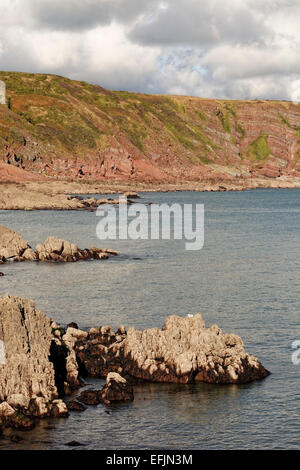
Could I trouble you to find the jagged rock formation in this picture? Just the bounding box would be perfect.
[76,324,127,378]
[0,226,118,263]
[0,224,31,260]
[0,295,68,423]
[35,236,118,262]
[75,315,269,384]
[120,315,269,383]
[0,296,269,433]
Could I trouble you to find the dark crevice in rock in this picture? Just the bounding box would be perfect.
[76,355,88,379]
[20,307,31,353]
[48,340,69,398]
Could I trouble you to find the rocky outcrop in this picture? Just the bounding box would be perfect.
[75,315,269,384]
[77,373,133,406]
[35,236,118,262]
[78,389,102,406]
[0,228,118,263]
[0,224,32,260]
[100,373,134,403]
[119,315,269,384]
[122,192,140,199]
[67,400,86,412]
[76,325,127,378]
[0,296,269,432]
[0,295,68,427]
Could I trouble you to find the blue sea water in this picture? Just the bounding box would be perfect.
[0,188,299,449]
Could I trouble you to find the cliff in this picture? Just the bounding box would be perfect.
[0,295,68,421]
[0,71,299,184]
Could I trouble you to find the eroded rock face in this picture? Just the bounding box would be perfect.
[0,295,69,425]
[75,315,269,385]
[76,325,127,378]
[0,224,32,260]
[120,315,270,384]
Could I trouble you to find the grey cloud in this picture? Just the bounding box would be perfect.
[27,0,160,31]
[129,0,268,47]
[0,0,299,101]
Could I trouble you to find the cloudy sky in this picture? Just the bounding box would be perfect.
[0,0,300,100]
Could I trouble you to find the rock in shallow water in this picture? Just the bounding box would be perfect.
[5,411,35,431]
[76,314,270,384]
[78,389,102,406]
[77,373,133,406]
[65,440,84,447]
[0,295,269,430]
[36,236,118,263]
[67,400,87,412]
[0,226,118,264]
[0,224,32,259]
[100,373,134,403]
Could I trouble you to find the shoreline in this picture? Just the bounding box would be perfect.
[1,177,300,211]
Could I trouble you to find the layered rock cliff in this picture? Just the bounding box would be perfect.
[0,295,68,419]
[0,71,299,185]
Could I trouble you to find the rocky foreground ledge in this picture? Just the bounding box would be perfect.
[0,225,118,264]
[0,296,269,433]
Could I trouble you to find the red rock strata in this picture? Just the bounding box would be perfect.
[0,72,299,187]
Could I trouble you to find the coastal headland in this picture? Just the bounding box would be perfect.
[0,71,299,210]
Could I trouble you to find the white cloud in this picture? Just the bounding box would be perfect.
[0,0,299,100]
[202,45,300,80]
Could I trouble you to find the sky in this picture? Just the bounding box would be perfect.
[0,0,300,100]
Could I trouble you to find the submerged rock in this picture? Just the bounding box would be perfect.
[65,440,84,447]
[67,400,86,412]
[78,389,102,406]
[6,411,35,431]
